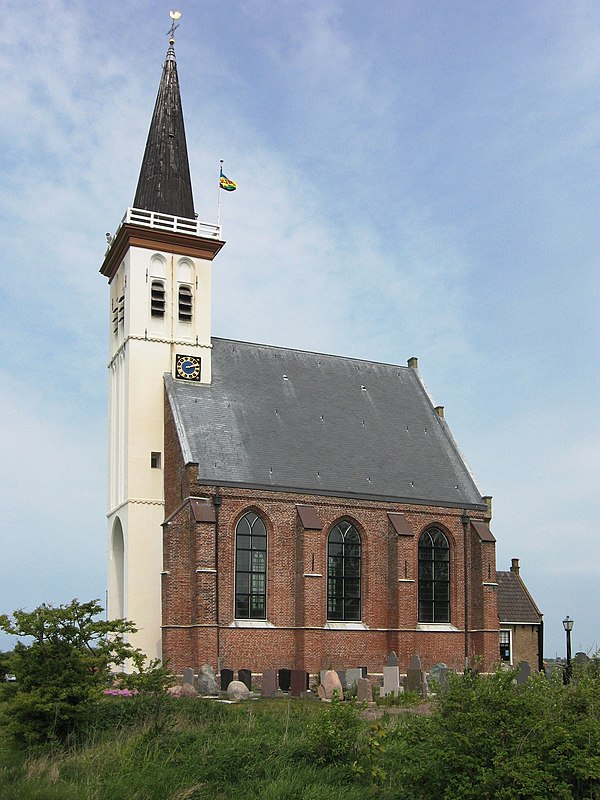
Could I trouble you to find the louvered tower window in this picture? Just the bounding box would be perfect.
[178,285,193,322]
[112,289,125,334]
[150,280,165,317]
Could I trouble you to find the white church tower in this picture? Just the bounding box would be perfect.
[100,28,224,660]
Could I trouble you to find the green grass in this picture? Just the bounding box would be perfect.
[0,697,376,800]
[3,667,600,799]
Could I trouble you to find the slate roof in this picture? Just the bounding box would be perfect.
[165,338,486,509]
[133,42,195,219]
[497,571,542,624]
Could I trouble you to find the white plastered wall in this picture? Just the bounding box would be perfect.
[106,243,213,662]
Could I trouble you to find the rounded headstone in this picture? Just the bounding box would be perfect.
[318,669,343,700]
[180,681,197,698]
[227,680,251,701]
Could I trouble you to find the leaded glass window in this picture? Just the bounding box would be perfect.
[327,520,361,621]
[418,527,450,623]
[235,512,267,619]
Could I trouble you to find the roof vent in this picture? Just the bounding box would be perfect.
[435,406,445,418]
[361,385,366,391]
[283,375,289,380]
[407,356,418,369]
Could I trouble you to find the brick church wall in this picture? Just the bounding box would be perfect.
[162,392,500,676]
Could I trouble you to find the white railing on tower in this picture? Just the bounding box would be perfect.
[106,208,222,250]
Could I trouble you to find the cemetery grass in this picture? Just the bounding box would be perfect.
[0,696,379,800]
[2,666,600,799]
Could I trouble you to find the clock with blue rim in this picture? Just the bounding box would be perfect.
[175,354,201,381]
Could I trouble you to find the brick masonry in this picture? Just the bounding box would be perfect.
[162,393,500,675]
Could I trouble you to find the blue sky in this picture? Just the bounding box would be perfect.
[0,1,598,659]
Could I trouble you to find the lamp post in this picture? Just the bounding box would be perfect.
[562,615,574,685]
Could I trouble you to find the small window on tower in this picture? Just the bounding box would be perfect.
[150,452,162,469]
[178,285,193,322]
[151,281,166,317]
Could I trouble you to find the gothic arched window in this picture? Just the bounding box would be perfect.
[418,527,450,623]
[235,512,267,619]
[327,520,361,621]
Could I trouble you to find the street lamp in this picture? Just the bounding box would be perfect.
[562,615,574,685]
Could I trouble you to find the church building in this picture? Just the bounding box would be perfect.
[101,31,503,676]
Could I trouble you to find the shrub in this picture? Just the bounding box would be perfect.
[307,694,364,765]
[0,599,173,744]
[388,666,600,800]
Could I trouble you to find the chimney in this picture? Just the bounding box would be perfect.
[510,558,520,576]
[483,495,493,522]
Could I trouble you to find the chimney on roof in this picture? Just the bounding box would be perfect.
[434,406,444,418]
[407,357,418,369]
[510,558,520,576]
[483,495,493,522]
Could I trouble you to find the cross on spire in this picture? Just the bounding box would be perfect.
[167,10,181,42]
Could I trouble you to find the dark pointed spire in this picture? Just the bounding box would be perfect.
[133,38,195,219]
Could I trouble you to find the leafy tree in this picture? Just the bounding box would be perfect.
[0,598,171,744]
[0,649,13,681]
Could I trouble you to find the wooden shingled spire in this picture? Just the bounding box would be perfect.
[133,22,195,220]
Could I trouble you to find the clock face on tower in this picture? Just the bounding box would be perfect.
[175,354,201,381]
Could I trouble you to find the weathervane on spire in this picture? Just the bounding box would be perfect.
[167,10,182,43]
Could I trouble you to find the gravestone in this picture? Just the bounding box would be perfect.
[357,677,373,703]
[345,668,363,690]
[261,669,277,697]
[382,664,401,696]
[386,651,399,667]
[405,655,426,695]
[409,654,421,670]
[198,663,219,695]
[220,668,234,691]
[516,661,531,685]
[238,669,252,691]
[180,682,197,698]
[290,670,308,697]
[318,669,343,700]
[429,662,449,692]
[182,667,195,687]
[337,670,347,688]
[227,680,250,701]
[278,668,291,692]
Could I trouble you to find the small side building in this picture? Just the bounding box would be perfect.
[497,558,543,671]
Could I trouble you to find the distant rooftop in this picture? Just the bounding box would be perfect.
[497,567,542,624]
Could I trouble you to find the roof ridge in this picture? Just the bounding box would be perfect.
[211,336,413,371]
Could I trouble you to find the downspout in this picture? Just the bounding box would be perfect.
[538,620,544,673]
[213,489,222,673]
[461,512,470,671]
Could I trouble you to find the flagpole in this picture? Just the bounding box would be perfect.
[217,159,223,227]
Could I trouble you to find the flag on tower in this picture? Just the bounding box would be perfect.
[219,169,237,191]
